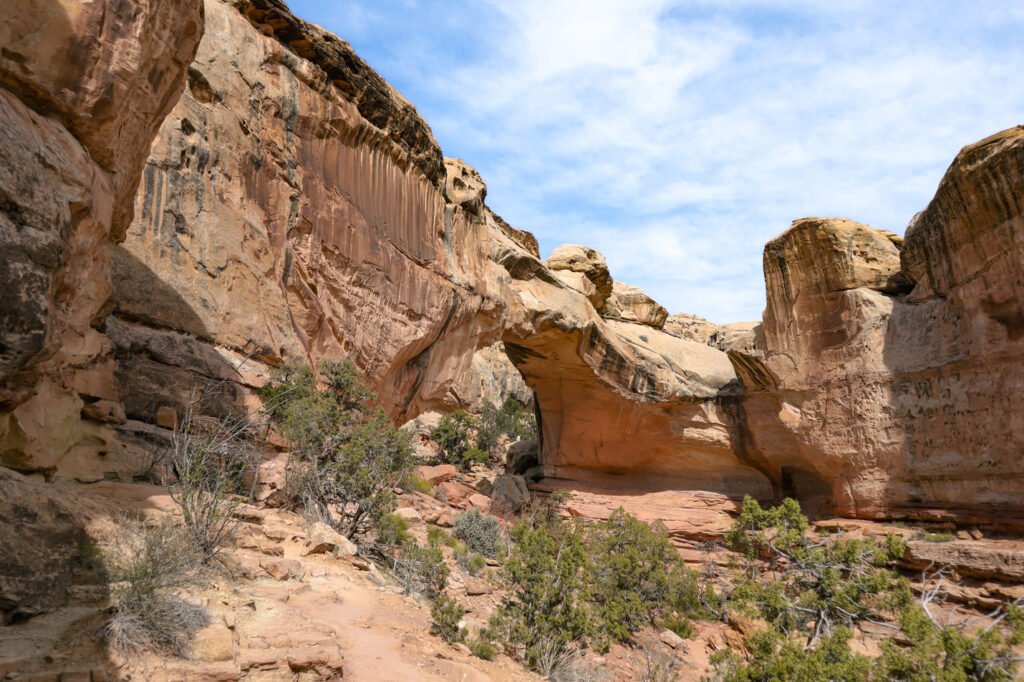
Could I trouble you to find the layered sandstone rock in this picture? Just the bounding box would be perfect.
[731,130,1024,522]
[112,0,513,427]
[0,0,203,479]
[497,240,772,500]
[600,281,669,329]
[663,313,720,343]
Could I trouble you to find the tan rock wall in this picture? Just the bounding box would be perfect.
[734,130,1024,522]
[0,0,203,479]
[112,0,511,425]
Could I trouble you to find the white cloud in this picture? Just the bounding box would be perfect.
[310,0,1024,322]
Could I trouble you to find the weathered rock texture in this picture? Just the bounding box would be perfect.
[2,0,1023,535]
[111,0,517,428]
[499,129,1024,527]
[0,0,203,479]
[731,128,1024,522]
[497,240,773,500]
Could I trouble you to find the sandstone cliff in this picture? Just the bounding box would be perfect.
[0,0,204,481]
[496,130,1024,529]
[733,127,1024,525]
[111,0,518,434]
[2,0,1022,532]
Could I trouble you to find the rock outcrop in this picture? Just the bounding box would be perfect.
[2,0,1023,536]
[0,0,204,480]
[497,240,773,501]
[110,0,516,430]
[601,282,669,328]
[498,129,1024,528]
[732,129,1024,523]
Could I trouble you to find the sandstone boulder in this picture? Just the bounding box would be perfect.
[506,439,539,476]
[416,464,459,485]
[394,507,424,526]
[304,522,357,558]
[491,474,530,513]
[545,244,614,309]
[261,558,304,581]
[600,282,669,329]
[663,313,720,343]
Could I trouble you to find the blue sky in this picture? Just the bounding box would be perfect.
[290,0,1024,322]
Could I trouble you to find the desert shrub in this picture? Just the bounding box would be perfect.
[913,529,956,543]
[430,411,485,470]
[589,508,702,643]
[319,359,374,412]
[710,497,1024,682]
[101,518,209,656]
[258,361,316,419]
[476,397,537,454]
[402,472,434,494]
[453,509,503,558]
[394,542,449,598]
[376,513,412,548]
[491,505,708,672]
[636,645,682,682]
[262,359,413,540]
[659,614,694,640]
[874,595,1024,682]
[458,552,487,577]
[708,627,870,682]
[430,594,466,643]
[427,526,457,548]
[468,634,497,660]
[169,386,261,563]
[490,513,593,671]
[321,411,413,537]
[725,495,808,562]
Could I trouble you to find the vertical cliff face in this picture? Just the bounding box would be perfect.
[730,128,1024,523]
[111,0,515,427]
[0,0,203,480]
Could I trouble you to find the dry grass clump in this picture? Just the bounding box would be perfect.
[101,517,209,656]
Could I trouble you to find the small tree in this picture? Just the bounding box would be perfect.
[262,359,413,540]
[589,508,702,643]
[168,384,261,563]
[430,410,487,470]
[491,514,593,670]
[431,594,466,643]
[710,497,1024,681]
[476,398,537,454]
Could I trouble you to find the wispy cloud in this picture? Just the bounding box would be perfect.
[291,0,1024,322]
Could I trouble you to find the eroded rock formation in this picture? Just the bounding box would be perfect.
[725,129,1024,524]
[498,129,1024,528]
[110,0,520,432]
[0,0,204,480]
[496,238,773,501]
[1,0,1022,534]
